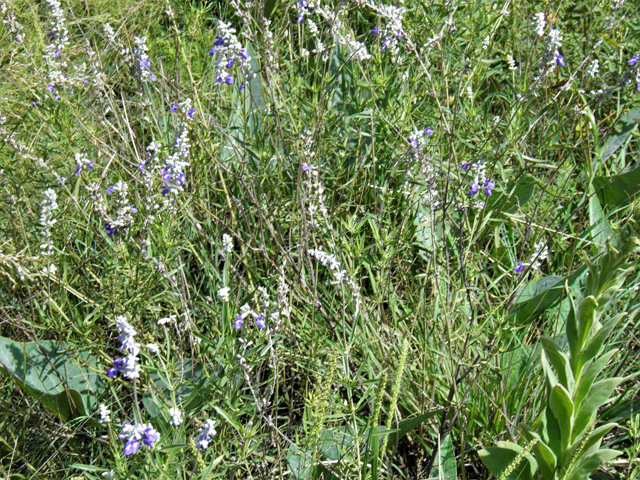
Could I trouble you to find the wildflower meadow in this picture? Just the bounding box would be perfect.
[1,0,640,478]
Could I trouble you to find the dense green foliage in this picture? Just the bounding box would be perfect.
[0,0,639,478]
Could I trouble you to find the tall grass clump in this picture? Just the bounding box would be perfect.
[0,0,639,478]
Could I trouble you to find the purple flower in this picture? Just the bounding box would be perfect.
[47,30,54,38]
[148,72,157,82]
[382,39,390,50]
[216,72,222,84]
[234,316,243,329]
[161,167,171,182]
[449,25,457,34]
[88,161,94,169]
[138,161,146,172]
[239,82,246,91]
[176,173,186,185]
[107,185,115,194]
[130,205,138,213]
[410,138,418,148]
[629,55,639,66]
[225,75,234,85]
[209,47,216,56]
[424,126,434,136]
[83,79,89,85]
[161,186,171,196]
[171,103,178,113]
[142,428,159,448]
[75,164,82,175]
[48,84,55,93]
[302,164,312,171]
[370,26,378,35]
[54,47,61,59]
[31,99,39,107]
[469,179,479,196]
[124,438,140,456]
[105,223,118,237]
[188,108,195,119]
[297,13,304,23]
[556,53,565,66]
[213,36,225,47]
[226,57,234,69]
[484,179,495,196]
[396,31,403,39]
[300,0,308,6]
[514,262,524,273]
[106,357,125,377]
[256,316,266,329]
[241,49,249,60]
[461,162,469,170]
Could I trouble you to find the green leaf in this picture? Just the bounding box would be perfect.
[580,315,622,369]
[540,337,573,392]
[577,423,617,458]
[549,385,574,451]
[479,441,538,480]
[593,161,640,210]
[0,337,104,422]
[589,195,614,248]
[573,378,623,442]
[430,434,457,480]
[599,107,640,162]
[509,267,586,324]
[384,410,441,450]
[287,445,314,480]
[577,296,598,353]
[565,449,622,480]
[574,350,617,408]
[142,360,208,418]
[520,425,557,480]
[485,175,536,217]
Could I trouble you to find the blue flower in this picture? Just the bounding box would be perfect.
[629,55,639,66]
[256,317,266,329]
[469,179,479,196]
[225,75,234,85]
[297,13,304,23]
[556,53,565,66]
[226,57,234,69]
[170,103,178,113]
[106,185,115,194]
[123,437,140,456]
[461,162,469,170]
[105,223,118,237]
[514,262,524,273]
[142,428,159,448]
[410,138,418,148]
[234,316,243,329]
[484,179,495,196]
[370,26,378,35]
[424,126,434,136]
[239,82,246,91]
[188,108,195,119]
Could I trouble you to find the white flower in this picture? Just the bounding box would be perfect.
[169,407,183,426]
[98,403,111,424]
[102,471,116,480]
[217,287,231,302]
[195,419,217,450]
[533,12,546,36]
[587,59,600,77]
[221,234,233,253]
[146,343,159,354]
[158,315,176,325]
